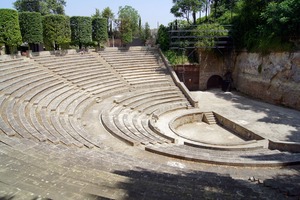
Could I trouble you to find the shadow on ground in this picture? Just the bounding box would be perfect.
[211,89,300,142]
[85,168,291,200]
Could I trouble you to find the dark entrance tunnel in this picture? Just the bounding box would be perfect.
[207,75,223,89]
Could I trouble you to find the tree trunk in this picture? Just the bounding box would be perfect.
[193,11,196,25]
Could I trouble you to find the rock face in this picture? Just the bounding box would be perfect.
[233,52,300,110]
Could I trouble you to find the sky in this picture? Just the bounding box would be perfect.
[0,0,176,29]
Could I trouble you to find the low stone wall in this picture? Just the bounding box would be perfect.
[158,48,199,108]
[213,112,264,141]
[233,52,300,110]
[170,113,203,130]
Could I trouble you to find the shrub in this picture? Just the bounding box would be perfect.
[0,9,22,54]
[19,12,43,44]
[92,17,108,48]
[194,23,228,49]
[70,16,92,49]
[43,15,71,50]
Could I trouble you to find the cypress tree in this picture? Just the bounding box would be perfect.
[0,9,22,54]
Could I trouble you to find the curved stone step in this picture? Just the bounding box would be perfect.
[146,144,300,167]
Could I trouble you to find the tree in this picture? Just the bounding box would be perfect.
[14,0,66,15]
[0,9,22,54]
[120,18,132,46]
[118,6,140,37]
[92,17,108,49]
[171,0,205,25]
[144,22,151,42]
[92,8,101,19]
[101,7,114,36]
[43,14,71,50]
[261,0,300,42]
[194,23,228,49]
[19,12,43,51]
[70,16,92,49]
[156,25,170,51]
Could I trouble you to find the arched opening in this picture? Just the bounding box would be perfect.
[207,75,223,89]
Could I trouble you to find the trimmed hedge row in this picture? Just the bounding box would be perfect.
[0,8,109,53]
[0,9,22,53]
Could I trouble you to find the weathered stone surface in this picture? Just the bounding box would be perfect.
[233,51,300,110]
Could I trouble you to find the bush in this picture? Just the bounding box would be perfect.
[194,23,228,49]
[156,25,170,51]
[19,12,43,44]
[70,16,92,49]
[0,9,22,54]
[92,17,108,48]
[43,15,71,50]
[163,50,189,65]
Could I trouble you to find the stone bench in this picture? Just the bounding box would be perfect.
[50,112,84,148]
[113,88,181,105]
[59,114,94,148]
[56,90,88,115]
[29,105,60,144]
[62,69,111,81]
[12,77,58,99]
[112,113,149,145]
[50,62,103,73]
[1,71,49,94]
[88,82,126,96]
[38,85,76,108]
[138,114,175,143]
[71,72,112,84]
[128,78,172,86]
[101,111,139,146]
[146,144,300,167]
[5,98,42,140]
[69,116,102,148]
[0,65,37,81]
[29,82,66,105]
[39,107,72,146]
[47,88,80,112]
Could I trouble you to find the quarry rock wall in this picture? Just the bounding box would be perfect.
[233,51,300,110]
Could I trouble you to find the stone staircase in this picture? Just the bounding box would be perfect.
[203,111,217,125]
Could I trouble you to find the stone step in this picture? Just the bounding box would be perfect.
[203,112,217,125]
[146,144,300,167]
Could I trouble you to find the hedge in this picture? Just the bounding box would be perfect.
[0,9,22,53]
[19,12,43,44]
[70,16,92,49]
[43,14,71,50]
[92,17,108,48]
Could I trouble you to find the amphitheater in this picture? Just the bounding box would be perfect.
[0,46,300,199]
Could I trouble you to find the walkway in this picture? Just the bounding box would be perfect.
[192,89,300,143]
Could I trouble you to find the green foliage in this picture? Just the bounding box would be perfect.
[70,16,92,48]
[144,22,151,41]
[43,15,71,50]
[120,19,132,45]
[118,6,140,37]
[194,23,228,49]
[156,25,170,51]
[92,8,101,19]
[232,0,299,52]
[102,7,114,20]
[0,9,22,53]
[171,0,205,24]
[101,7,114,36]
[14,0,66,15]
[92,17,108,47]
[19,12,43,44]
[163,50,189,65]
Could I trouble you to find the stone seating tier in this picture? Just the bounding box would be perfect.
[0,47,299,171]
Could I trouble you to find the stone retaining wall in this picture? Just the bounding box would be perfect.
[233,52,300,110]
